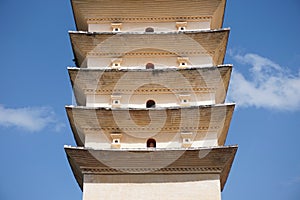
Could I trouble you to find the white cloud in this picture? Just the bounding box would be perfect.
[0,105,65,132]
[228,53,300,111]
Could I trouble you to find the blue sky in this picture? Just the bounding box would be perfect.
[0,0,299,200]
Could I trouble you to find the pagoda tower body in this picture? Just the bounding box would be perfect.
[65,0,237,200]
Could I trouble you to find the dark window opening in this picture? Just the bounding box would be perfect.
[146,100,156,108]
[147,138,156,148]
[146,63,154,69]
[145,27,154,32]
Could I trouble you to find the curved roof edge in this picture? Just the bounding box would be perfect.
[69,29,230,68]
[64,144,237,191]
[65,103,235,147]
[70,0,227,31]
[67,64,233,71]
[66,102,235,111]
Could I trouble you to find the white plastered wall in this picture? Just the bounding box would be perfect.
[88,21,211,32]
[83,174,221,200]
[86,55,213,69]
[84,131,219,149]
[85,132,111,149]
[86,93,215,108]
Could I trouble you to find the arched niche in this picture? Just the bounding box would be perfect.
[145,27,154,32]
[147,138,156,148]
[146,100,156,108]
[146,63,155,69]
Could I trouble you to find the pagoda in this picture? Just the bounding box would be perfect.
[65,0,237,200]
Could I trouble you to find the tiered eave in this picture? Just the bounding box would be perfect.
[70,29,229,67]
[71,0,227,30]
[65,145,237,191]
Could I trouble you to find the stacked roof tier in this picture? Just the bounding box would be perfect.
[71,0,227,31]
[68,65,232,106]
[70,29,229,68]
[66,104,234,148]
[65,145,237,191]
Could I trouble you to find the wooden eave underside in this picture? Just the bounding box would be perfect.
[69,65,232,106]
[65,104,234,147]
[65,145,237,191]
[71,0,226,31]
[69,29,229,67]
